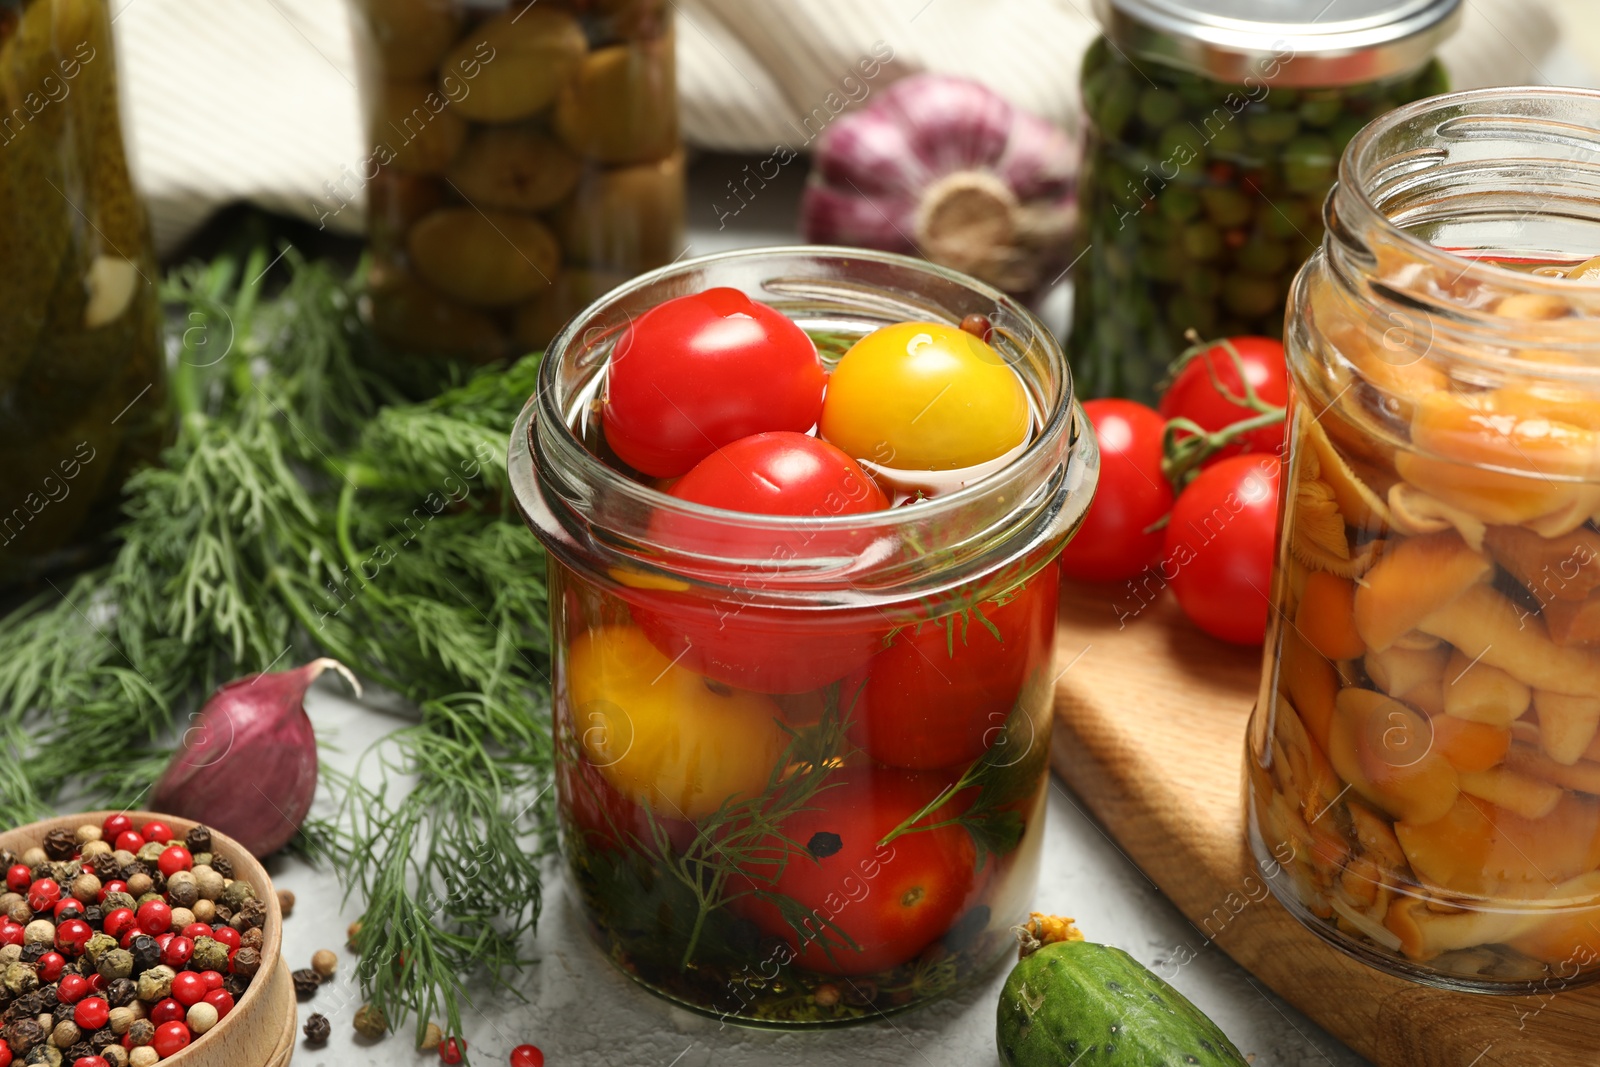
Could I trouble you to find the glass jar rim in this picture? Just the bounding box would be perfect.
[1325,85,1600,379]
[510,246,1095,602]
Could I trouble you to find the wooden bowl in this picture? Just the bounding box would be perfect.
[0,811,296,1067]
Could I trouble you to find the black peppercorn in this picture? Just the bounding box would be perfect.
[302,1012,330,1044]
[120,861,149,883]
[292,968,320,999]
[18,944,45,965]
[185,826,212,855]
[4,991,39,1022]
[89,854,119,883]
[0,850,14,869]
[82,906,102,928]
[105,979,135,1008]
[65,1041,94,1062]
[232,899,267,932]
[239,929,264,954]
[211,857,234,879]
[230,947,261,978]
[3,1016,43,1054]
[34,987,56,1011]
[222,974,247,999]
[90,1027,116,1051]
[52,1001,74,1024]
[28,864,51,883]
[41,830,74,862]
[128,935,159,975]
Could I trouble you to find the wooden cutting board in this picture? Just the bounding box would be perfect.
[1048,580,1598,1067]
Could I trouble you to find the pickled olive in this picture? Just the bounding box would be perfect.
[407,207,560,307]
[374,79,467,174]
[553,34,678,165]
[366,267,506,362]
[1069,44,1447,399]
[445,128,581,213]
[366,167,444,253]
[442,7,586,123]
[355,0,460,80]
[553,151,684,269]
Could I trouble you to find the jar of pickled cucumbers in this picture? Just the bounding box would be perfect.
[1070,0,1457,400]
[348,0,682,364]
[0,0,168,587]
[1248,86,1600,991]
[511,247,1098,1023]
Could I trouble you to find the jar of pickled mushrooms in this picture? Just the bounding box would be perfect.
[1248,87,1600,991]
[349,0,683,363]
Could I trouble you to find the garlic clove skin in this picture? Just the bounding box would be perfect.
[151,659,359,858]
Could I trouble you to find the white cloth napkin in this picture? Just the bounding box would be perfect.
[106,0,1595,254]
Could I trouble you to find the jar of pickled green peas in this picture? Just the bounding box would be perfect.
[1070,0,1457,400]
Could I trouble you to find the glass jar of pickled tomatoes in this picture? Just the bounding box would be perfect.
[511,247,1098,1023]
[1247,87,1600,991]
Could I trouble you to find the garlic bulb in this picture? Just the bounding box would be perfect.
[800,74,1078,295]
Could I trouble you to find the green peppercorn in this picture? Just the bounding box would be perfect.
[353,1003,387,1040]
[220,880,255,910]
[189,937,229,974]
[97,949,133,983]
[135,965,174,1003]
[99,893,134,914]
[3,963,38,996]
[81,934,116,970]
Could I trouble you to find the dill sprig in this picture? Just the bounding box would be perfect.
[0,245,555,1053]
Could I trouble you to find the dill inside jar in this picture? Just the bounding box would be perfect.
[1069,0,1457,401]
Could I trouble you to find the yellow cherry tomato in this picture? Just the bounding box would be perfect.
[819,321,1030,471]
[567,625,788,819]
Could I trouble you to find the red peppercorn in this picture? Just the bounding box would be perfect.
[113,831,145,854]
[181,923,212,941]
[27,878,60,912]
[440,1037,465,1065]
[119,929,137,949]
[0,1036,11,1067]
[0,922,21,949]
[212,926,241,951]
[203,989,234,1019]
[135,900,172,936]
[72,1056,108,1067]
[155,933,175,953]
[88,974,107,993]
[103,910,137,941]
[156,847,193,878]
[140,822,174,846]
[511,1045,545,1067]
[4,866,29,894]
[56,973,89,1004]
[74,995,109,1031]
[53,899,84,921]
[199,970,224,991]
[101,814,134,841]
[55,918,92,956]
[79,863,94,875]
[171,971,207,1007]
[97,880,126,904]
[150,998,185,1024]
[36,952,64,983]
[151,1022,191,1058]
[162,936,194,968]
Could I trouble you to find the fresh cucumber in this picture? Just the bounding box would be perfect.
[997,937,1249,1066]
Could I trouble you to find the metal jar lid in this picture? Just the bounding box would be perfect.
[1093,0,1460,88]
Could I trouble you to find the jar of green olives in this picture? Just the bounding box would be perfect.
[0,0,169,587]
[1070,0,1457,400]
[349,0,683,364]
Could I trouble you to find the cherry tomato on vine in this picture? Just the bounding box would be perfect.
[820,321,1030,471]
[670,432,888,517]
[1161,455,1281,645]
[1159,336,1288,463]
[1060,400,1172,582]
[739,766,978,975]
[566,625,789,819]
[602,289,826,477]
[845,562,1058,770]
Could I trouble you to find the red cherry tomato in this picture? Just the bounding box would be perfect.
[151,1021,191,1058]
[845,562,1059,770]
[511,1045,545,1067]
[1161,454,1281,645]
[1060,400,1174,582]
[1159,336,1288,464]
[740,766,978,975]
[602,289,825,477]
[669,432,887,518]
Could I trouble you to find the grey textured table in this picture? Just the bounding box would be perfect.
[266,154,1369,1066]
